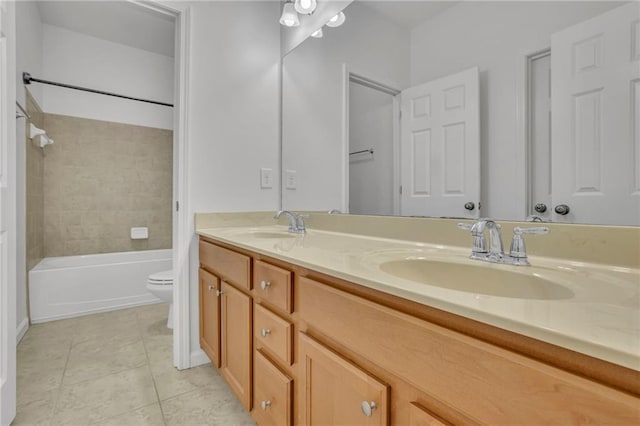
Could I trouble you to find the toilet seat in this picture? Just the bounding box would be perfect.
[148,270,173,285]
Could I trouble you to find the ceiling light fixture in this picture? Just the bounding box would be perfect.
[311,28,323,38]
[280,1,300,27]
[326,11,345,28]
[294,0,317,15]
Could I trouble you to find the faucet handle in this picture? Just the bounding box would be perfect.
[513,226,549,235]
[509,226,549,262]
[458,223,487,255]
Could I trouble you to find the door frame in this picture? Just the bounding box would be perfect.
[1,0,17,422]
[133,0,191,370]
[516,46,551,221]
[341,64,401,215]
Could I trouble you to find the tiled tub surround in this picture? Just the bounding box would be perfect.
[42,114,173,256]
[25,90,45,272]
[195,212,640,374]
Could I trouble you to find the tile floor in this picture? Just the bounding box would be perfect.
[13,303,255,426]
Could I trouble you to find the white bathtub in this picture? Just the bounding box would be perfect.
[29,249,172,323]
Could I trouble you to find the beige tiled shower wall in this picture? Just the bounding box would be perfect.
[25,91,45,271]
[42,114,173,256]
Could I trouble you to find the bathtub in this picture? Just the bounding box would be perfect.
[29,249,172,323]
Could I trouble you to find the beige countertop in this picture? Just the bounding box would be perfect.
[196,221,640,372]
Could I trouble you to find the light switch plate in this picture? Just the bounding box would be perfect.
[260,168,273,189]
[285,170,297,190]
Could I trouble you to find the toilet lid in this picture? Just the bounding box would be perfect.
[148,270,173,284]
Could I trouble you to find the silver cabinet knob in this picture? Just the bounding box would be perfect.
[361,401,377,417]
[216,290,223,297]
[260,400,271,410]
[260,280,271,290]
[260,328,271,337]
[208,285,214,291]
[534,203,547,213]
[464,202,475,211]
[554,204,570,215]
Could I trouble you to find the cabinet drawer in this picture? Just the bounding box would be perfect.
[253,350,292,426]
[253,260,292,313]
[298,277,639,424]
[254,303,293,366]
[199,240,251,291]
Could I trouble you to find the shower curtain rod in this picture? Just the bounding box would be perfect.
[22,72,173,108]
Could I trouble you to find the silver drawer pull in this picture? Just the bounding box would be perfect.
[361,401,377,417]
[261,400,271,410]
[260,280,271,290]
[260,328,271,337]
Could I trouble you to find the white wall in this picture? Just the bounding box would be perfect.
[41,24,174,130]
[282,1,409,212]
[185,1,281,359]
[410,1,623,220]
[15,0,44,340]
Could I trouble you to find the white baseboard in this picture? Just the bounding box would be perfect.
[189,349,211,368]
[16,317,29,343]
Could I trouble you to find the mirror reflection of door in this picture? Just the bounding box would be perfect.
[551,2,639,225]
[400,67,480,219]
[348,76,399,216]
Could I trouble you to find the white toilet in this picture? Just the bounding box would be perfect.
[146,270,174,329]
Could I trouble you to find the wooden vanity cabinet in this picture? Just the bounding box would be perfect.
[220,280,253,410]
[198,268,220,368]
[199,239,253,411]
[199,236,640,425]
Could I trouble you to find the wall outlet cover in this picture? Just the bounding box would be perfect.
[260,167,273,189]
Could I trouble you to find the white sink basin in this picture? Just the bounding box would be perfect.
[379,259,574,300]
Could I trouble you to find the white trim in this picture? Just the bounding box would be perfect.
[15,318,28,344]
[516,46,551,221]
[392,96,401,216]
[341,63,349,213]
[172,3,191,371]
[190,349,211,368]
[140,0,191,370]
[1,0,17,422]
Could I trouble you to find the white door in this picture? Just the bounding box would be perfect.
[551,2,640,225]
[400,67,480,218]
[0,0,16,424]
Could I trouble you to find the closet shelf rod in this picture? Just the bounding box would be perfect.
[22,72,173,108]
[349,148,374,156]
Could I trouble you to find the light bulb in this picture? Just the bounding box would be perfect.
[326,11,345,28]
[311,28,323,38]
[294,0,317,15]
[280,2,300,27]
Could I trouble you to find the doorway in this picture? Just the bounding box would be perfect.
[346,72,400,216]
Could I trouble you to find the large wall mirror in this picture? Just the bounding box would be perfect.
[281,0,639,225]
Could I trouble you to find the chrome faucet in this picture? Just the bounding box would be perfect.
[274,210,307,234]
[458,218,549,266]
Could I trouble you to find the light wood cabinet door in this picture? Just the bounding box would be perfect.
[199,268,220,368]
[299,332,389,426]
[220,281,252,410]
